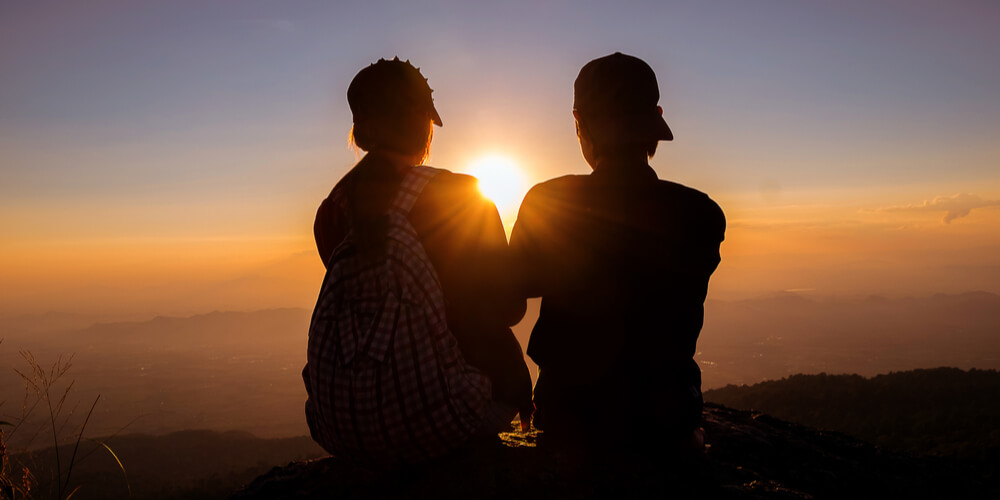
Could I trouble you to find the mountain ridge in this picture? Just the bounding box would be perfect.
[232,403,992,499]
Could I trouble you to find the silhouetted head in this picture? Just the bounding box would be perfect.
[348,57,442,163]
[573,52,672,167]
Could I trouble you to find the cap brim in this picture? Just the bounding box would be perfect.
[587,111,673,143]
[430,107,443,127]
[655,115,673,141]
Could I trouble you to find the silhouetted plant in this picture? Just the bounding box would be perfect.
[1,338,32,500]
[0,341,128,500]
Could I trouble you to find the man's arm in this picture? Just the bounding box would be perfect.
[693,194,726,279]
[509,185,550,299]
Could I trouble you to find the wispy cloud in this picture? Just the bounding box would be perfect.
[236,19,296,34]
[874,193,1000,223]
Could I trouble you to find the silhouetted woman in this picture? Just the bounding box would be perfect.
[303,58,531,465]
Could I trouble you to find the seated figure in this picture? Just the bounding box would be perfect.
[304,58,532,466]
[510,52,725,451]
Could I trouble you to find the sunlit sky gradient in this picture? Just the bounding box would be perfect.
[2,0,999,317]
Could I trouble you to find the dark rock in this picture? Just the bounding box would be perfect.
[231,404,988,499]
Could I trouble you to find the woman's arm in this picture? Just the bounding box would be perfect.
[314,190,349,269]
[411,171,531,416]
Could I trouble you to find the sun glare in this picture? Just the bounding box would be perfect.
[467,154,527,216]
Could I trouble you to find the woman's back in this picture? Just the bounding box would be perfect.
[305,166,495,465]
[314,164,531,425]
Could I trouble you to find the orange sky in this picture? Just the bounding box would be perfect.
[2,1,999,319]
[3,181,998,319]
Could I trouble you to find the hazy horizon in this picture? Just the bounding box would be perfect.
[3,291,999,449]
[2,0,1000,453]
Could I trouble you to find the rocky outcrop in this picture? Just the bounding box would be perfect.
[231,404,990,499]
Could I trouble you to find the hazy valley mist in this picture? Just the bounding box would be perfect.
[3,291,999,450]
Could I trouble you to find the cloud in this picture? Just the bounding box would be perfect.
[236,19,296,34]
[875,193,1000,223]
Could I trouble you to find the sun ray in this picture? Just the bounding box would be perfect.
[467,154,527,218]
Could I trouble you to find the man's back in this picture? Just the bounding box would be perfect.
[510,160,725,441]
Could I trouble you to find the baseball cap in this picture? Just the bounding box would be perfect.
[573,52,673,143]
[348,57,443,127]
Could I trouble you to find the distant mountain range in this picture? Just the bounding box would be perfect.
[2,292,998,451]
[1,308,314,449]
[697,290,1000,388]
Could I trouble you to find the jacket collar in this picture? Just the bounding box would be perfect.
[590,162,658,184]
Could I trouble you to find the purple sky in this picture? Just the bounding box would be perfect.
[1,0,999,315]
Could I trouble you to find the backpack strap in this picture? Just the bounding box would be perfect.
[392,166,440,214]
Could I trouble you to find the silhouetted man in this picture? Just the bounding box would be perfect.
[510,53,725,450]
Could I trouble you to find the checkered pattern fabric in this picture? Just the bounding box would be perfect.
[303,166,491,465]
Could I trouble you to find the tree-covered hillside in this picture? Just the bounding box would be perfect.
[704,367,1000,460]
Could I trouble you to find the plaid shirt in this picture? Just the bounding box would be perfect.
[304,166,491,465]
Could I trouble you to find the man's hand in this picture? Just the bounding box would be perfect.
[519,404,533,432]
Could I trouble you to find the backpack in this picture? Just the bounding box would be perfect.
[303,166,491,465]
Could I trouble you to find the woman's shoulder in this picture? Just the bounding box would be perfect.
[418,166,485,204]
[421,166,477,188]
[409,166,500,234]
[322,169,358,208]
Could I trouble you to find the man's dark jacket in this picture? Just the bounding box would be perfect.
[509,161,725,439]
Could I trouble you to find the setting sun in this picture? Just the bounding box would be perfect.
[467,154,527,216]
